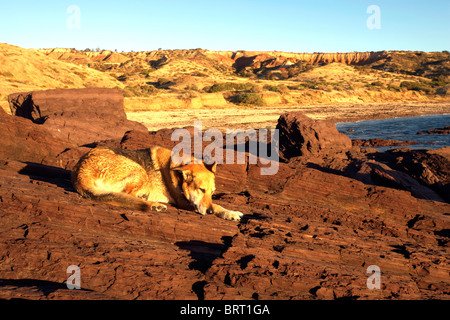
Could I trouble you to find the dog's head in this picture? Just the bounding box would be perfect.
[173,162,217,215]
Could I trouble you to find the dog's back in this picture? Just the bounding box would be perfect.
[71,147,169,211]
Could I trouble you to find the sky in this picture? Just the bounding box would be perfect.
[0,0,449,52]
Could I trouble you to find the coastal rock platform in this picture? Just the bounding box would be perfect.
[0,89,448,300]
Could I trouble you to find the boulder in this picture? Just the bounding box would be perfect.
[8,88,147,146]
[0,108,70,166]
[386,147,450,202]
[276,112,352,161]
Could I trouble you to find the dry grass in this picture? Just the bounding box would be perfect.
[0,43,124,99]
[2,43,449,114]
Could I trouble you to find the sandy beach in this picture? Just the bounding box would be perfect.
[126,100,450,131]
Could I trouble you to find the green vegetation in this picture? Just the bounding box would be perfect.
[263,84,289,94]
[208,82,254,93]
[400,81,435,94]
[286,61,315,77]
[387,84,401,92]
[122,85,157,97]
[431,75,450,87]
[233,93,264,106]
[139,69,156,77]
[156,77,173,88]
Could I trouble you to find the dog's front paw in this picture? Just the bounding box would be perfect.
[150,203,167,212]
[217,209,244,221]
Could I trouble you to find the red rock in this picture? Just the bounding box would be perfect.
[417,126,450,135]
[0,108,70,166]
[352,138,418,147]
[231,52,388,72]
[8,88,147,146]
[0,104,449,300]
[385,147,450,202]
[276,112,352,161]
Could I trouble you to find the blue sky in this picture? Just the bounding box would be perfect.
[1,0,449,52]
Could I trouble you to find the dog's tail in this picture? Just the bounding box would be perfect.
[83,191,150,211]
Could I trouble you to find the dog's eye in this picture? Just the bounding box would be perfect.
[199,188,206,193]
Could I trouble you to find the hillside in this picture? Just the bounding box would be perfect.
[1,43,449,113]
[0,43,124,111]
[37,47,450,110]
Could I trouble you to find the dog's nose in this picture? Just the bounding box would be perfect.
[206,207,214,215]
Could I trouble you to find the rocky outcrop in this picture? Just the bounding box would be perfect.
[384,147,450,202]
[276,112,352,161]
[230,51,388,71]
[8,88,147,146]
[417,125,450,135]
[0,106,70,166]
[38,48,129,64]
[0,106,449,300]
[352,138,418,147]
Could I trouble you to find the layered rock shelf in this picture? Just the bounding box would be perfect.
[0,89,448,300]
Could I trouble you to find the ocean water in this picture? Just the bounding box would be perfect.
[336,114,450,151]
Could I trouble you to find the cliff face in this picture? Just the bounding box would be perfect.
[206,50,388,69]
[38,48,130,64]
[39,47,387,68]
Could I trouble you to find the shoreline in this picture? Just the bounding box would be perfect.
[334,111,450,125]
[126,100,450,131]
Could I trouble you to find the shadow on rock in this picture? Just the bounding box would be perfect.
[18,162,74,192]
[175,237,232,274]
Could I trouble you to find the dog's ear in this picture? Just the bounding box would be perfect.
[172,166,193,183]
[204,161,217,174]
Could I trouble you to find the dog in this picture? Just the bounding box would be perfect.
[71,146,244,221]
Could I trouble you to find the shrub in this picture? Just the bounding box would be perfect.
[191,71,208,77]
[184,84,199,91]
[209,82,235,92]
[400,81,435,94]
[208,82,253,93]
[116,74,127,82]
[157,78,171,86]
[264,85,279,92]
[155,77,174,89]
[249,85,263,93]
[431,75,449,87]
[237,68,256,78]
[264,71,276,80]
[122,85,157,97]
[234,93,264,106]
[371,81,384,87]
[287,62,315,78]
[387,84,401,92]
[400,81,418,90]
[140,69,156,77]
[263,84,289,94]
[297,81,326,90]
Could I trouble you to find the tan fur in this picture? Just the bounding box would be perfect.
[71,146,243,221]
